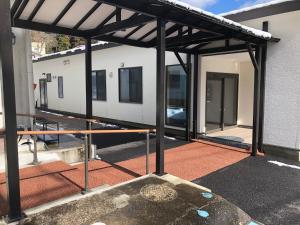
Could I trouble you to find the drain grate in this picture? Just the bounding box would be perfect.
[140,184,177,202]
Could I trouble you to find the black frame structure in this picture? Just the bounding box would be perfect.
[2,0,279,221]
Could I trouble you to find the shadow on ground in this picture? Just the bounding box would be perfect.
[97,137,187,163]
[193,155,300,225]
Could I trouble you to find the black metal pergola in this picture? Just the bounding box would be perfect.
[0,0,279,221]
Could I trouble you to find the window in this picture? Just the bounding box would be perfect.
[92,70,107,101]
[166,65,187,128]
[58,76,64,98]
[46,73,51,82]
[119,67,143,104]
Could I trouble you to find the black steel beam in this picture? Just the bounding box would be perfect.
[165,24,182,37]
[28,0,45,21]
[13,0,29,19]
[137,27,156,41]
[251,46,262,156]
[167,37,210,53]
[186,53,192,141]
[258,22,269,151]
[52,0,76,26]
[192,54,199,139]
[92,14,153,38]
[178,26,183,37]
[10,0,23,19]
[124,24,144,39]
[147,24,182,44]
[116,7,122,23]
[107,12,140,37]
[197,44,249,55]
[14,19,87,37]
[247,44,259,71]
[151,30,222,48]
[95,35,149,48]
[95,9,117,30]
[0,0,22,221]
[73,2,102,30]
[169,37,267,55]
[85,38,92,121]
[167,46,197,54]
[192,42,209,51]
[155,18,166,176]
[85,38,92,158]
[174,52,188,75]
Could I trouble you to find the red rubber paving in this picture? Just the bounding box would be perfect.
[117,141,250,180]
[0,161,75,184]
[0,141,250,216]
[0,173,81,216]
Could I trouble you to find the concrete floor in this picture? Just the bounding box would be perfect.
[21,175,260,225]
[207,127,252,144]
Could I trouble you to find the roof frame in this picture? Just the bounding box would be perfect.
[93,0,268,44]
[73,2,103,30]
[27,0,45,21]
[10,0,277,55]
[160,31,227,48]
[91,14,155,38]
[52,0,77,26]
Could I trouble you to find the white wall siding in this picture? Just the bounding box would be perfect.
[0,28,34,128]
[33,45,185,126]
[241,11,300,150]
[238,62,254,127]
[34,54,86,115]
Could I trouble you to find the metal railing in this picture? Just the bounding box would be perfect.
[16,128,153,193]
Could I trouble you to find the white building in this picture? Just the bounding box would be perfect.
[0,24,35,129]
[32,0,300,160]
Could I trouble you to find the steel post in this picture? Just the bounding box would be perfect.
[155,18,166,175]
[146,131,150,174]
[82,134,89,194]
[0,0,22,221]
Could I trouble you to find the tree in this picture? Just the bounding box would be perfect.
[31,31,57,54]
[70,36,85,48]
[56,34,71,52]
[31,32,100,54]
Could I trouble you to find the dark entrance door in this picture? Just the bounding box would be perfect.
[39,79,48,108]
[206,73,238,132]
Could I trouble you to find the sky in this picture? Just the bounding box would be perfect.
[180,0,275,14]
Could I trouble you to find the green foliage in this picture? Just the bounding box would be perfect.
[70,36,86,48]
[32,31,101,54]
[56,34,71,52]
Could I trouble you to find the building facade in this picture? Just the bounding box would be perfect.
[33,1,300,160]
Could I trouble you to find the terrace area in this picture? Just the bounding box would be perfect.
[0,133,300,225]
[0,0,290,224]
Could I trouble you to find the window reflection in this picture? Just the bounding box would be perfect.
[166,65,186,128]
